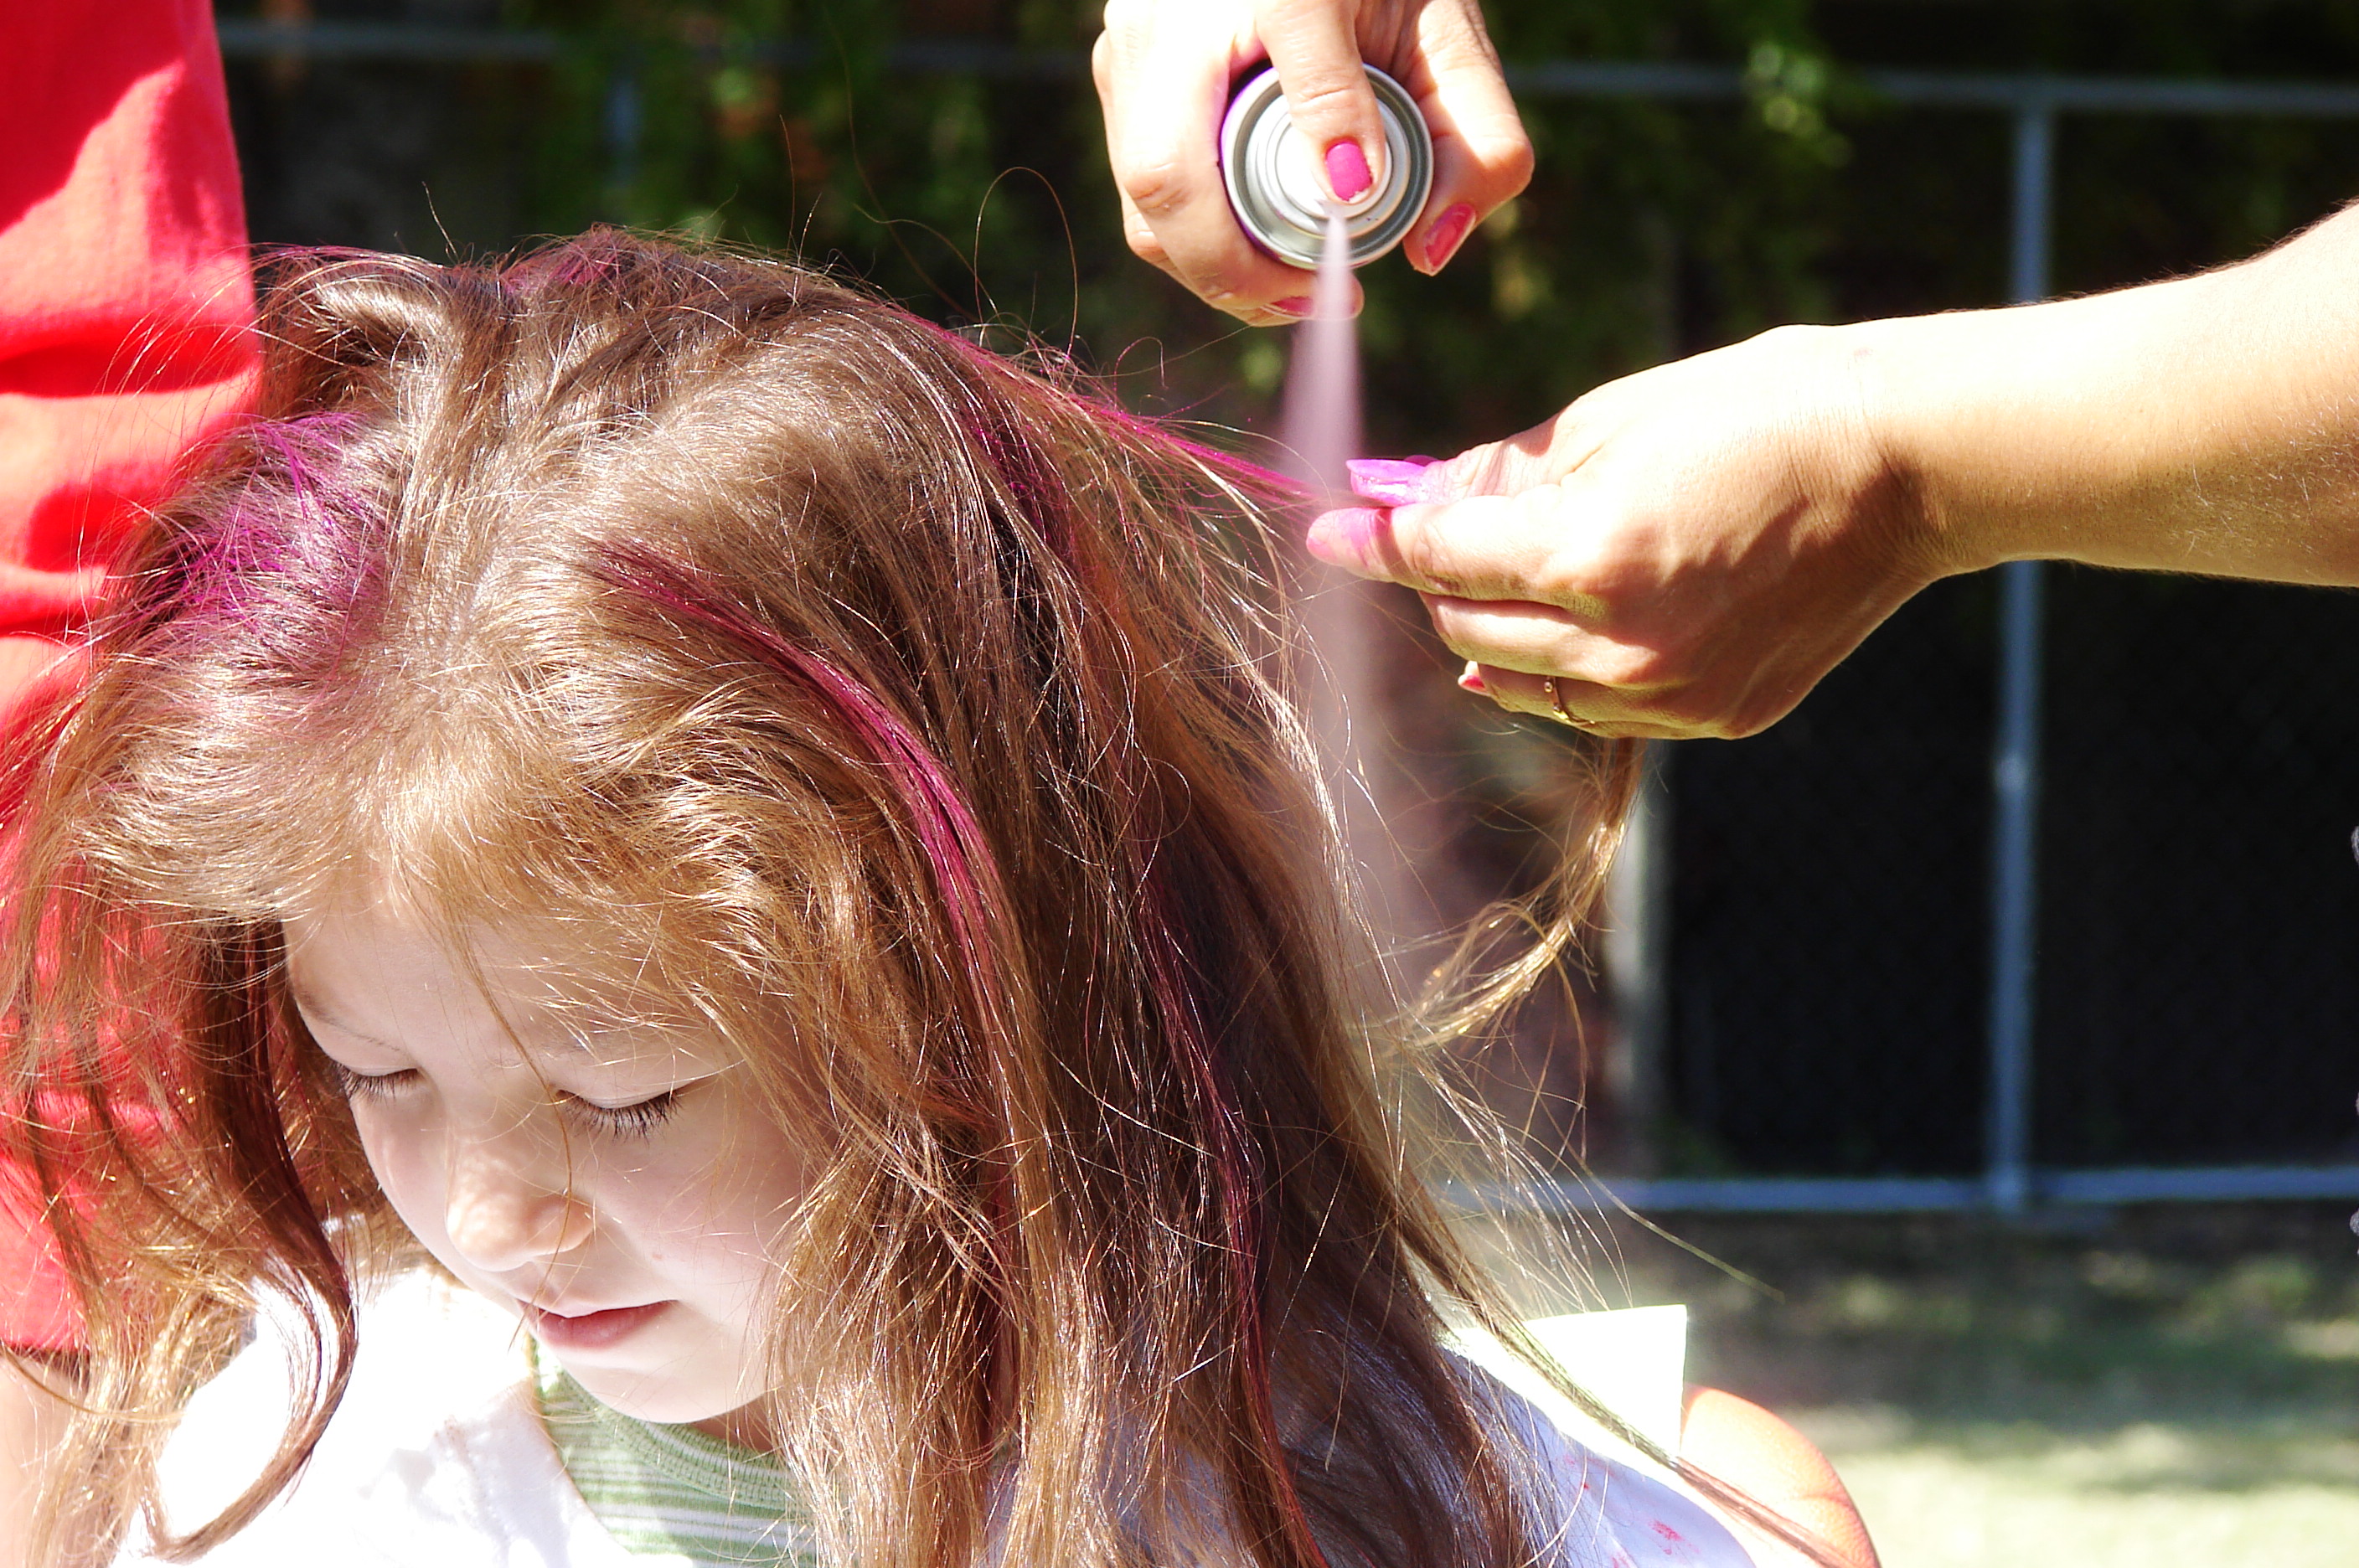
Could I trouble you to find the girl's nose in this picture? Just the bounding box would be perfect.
[441,1131,591,1275]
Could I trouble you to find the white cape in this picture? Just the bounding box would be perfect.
[124,1277,1758,1567]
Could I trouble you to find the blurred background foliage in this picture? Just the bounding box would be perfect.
[221,0,2359,470]
[230,0,1861,448]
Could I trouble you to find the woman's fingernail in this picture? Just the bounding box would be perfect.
[1422,203,1476,271]
[1325,140,1374,203]
[1305,507,1381,562]
[1346,457,1447,507]
[1270,296,1314,317]
[1458,663,1487,694]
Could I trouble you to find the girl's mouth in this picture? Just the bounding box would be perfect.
[524,1300,672,1351]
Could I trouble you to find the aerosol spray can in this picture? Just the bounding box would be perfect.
[1220,64,1434,270]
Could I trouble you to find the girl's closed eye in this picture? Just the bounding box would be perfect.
[560,1086,685,1138]
[327,1060,419,1100]
[326,1054,695,1140]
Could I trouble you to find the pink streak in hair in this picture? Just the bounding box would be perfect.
[592,542,1035,1352]
[596,535,1317,1550]
[916,353,1308,1547]
[1135,869,1331,1565]
[181,413,369,626]
[587,544,1008,1007]
[962,400,1073,565]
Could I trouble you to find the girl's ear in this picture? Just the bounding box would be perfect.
[1679,1386,1881,1568]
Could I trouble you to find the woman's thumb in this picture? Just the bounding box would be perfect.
[1443,411,1581,500]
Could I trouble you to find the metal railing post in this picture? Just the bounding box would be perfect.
[1603,744,1675,1171]
[1985,100,2055,1215]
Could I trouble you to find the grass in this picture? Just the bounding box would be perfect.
[1804,1406,2359,1567]
[1470,1202,2359,1567]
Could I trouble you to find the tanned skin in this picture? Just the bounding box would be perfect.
[1684,1385,1881,1568]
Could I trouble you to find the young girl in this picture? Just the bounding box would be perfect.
[1,234,1870,1568]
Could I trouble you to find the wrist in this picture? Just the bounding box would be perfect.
[1842,310,2031,581]
[1815,316,1973,589]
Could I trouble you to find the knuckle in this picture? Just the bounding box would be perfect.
[1117,157,1194,218]
[1420,610,1477,656]
[1450,440,1510,496]
[1257,0,1337,32]
[1283,75,1376,132]
[1553,633,1666,691]
[1489,137,1536,195]
[1561,382,1613,423]
[1394,538,1457,594]
[1752,322,1835,359]
[1529,555,1608,616]
[1610,636,1685,687]
[1644,683,1737,736]
[1609,649,1673,689]
[1123,224,1170,268]
[1191,271,1258,310]
[1415,549,1477,598]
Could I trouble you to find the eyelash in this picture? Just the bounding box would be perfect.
[328,1061,416,1101]
[323,1062,684,1138]
[576,1090,680,1139]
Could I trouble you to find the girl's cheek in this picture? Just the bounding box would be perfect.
[627,1115,810,1272]
[617,1143,772,1256]
[348,1102,447,1243]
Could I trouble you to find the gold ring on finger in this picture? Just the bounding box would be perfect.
[1542,677,1602,731]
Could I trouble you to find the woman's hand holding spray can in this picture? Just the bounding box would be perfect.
[1092,0,1530,322]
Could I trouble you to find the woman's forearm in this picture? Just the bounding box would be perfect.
[1877,200,2359,585]
[1308,197,2359,738]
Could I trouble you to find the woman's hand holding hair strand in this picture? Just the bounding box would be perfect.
[1311,324,1938,739]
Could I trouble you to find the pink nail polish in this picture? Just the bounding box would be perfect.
[1306,506,1381,560]
[1346,457,1448,507]
[1422,203,1476,271]
[1458,665,1487,694]
[1270,296,1314,317]
[1324,140,1373,204]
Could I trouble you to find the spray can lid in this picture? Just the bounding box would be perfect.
[1220,64,1434,271]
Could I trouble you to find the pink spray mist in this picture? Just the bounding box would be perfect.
[1278,209,1426,983]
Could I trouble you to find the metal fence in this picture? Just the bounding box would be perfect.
[1568,65,2359,1215]
[214,23,2359,1215]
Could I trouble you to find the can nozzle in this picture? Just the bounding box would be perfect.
[1220,65,1434,271]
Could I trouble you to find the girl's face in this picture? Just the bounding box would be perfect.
[281,899,813,1447]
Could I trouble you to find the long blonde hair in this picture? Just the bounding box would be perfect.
[0,233,1710,1567]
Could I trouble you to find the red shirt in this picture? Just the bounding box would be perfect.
[0,0,254,1351]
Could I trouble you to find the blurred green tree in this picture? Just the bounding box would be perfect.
[492,0,1855,451]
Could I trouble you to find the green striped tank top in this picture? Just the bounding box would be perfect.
[534,1357,823,1565]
